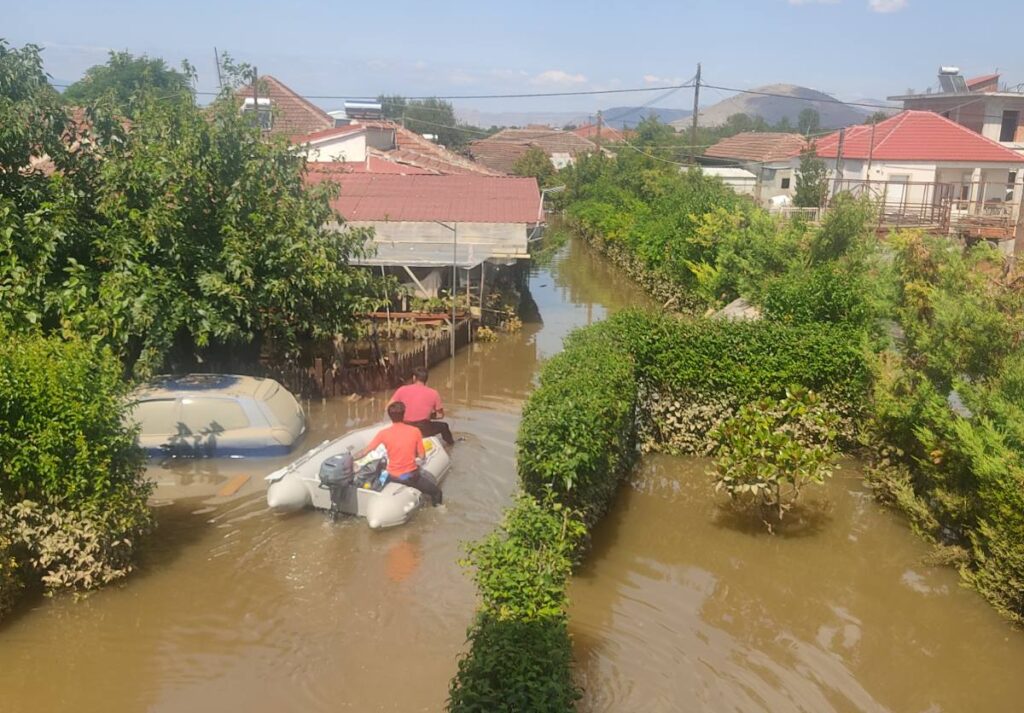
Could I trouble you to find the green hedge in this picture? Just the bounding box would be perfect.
[0,331,151,616]
[450,312,874,709]
[517,324,639,528]
[609,310,869,406]
[450,325,636,711]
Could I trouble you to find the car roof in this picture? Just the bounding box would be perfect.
[131,374,276,402]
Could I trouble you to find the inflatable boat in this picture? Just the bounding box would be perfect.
[264,424,451,529]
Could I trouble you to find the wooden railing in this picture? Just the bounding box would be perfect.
[264,319,473,399]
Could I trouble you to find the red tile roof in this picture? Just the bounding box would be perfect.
[571,123,627,143]
[705,132,809,163]
[310,174,541,223]
[306,158,433,176]
[806,110,1024,163]
[357,119,502,176]
[967,73,1000,92]
[469,129,597,174]
[235,75,334,138]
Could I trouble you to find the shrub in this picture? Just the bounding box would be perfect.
[449,493,585,712]
[449,615,578,713]
[709,389,839,531]
[609,310,869,408]
[517,323,638,528]
[762,263,875,328]
[0,331,151,614]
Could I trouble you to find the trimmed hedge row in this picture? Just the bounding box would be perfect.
[449,325,637,712]
[449,312,872,710]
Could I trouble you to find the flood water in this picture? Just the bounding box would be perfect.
[0,238,644,713]
[570,456,1024,712]
[3,239,1024,713]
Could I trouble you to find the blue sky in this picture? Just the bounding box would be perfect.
[4,0,1021,115]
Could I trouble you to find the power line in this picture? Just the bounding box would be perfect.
[54,80,696,102]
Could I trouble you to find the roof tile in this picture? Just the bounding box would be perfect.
[805,110,1024,163]
[307,174,541,223]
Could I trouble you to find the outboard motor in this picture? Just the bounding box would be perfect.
[319,452,355,521]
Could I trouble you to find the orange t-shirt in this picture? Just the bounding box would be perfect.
[366,422,425,477]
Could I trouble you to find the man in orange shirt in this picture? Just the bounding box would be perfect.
[355,401,442,506]
[389,367,454,446]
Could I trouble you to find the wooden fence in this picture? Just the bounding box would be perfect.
[265,319,473,399]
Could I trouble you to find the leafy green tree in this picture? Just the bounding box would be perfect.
[710,388,839,531]
[379,94,487,149]
[0,40,82,332]
[798,108,821,136]
[865,110,890,125]
[511,145,555,186]
[793,146,829,208]
[1,41,386,377]
[62,51,192,115]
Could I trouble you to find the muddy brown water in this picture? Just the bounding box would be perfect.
[570,455,1024,712]
[3,239,1024,713]
[0,239,643,713]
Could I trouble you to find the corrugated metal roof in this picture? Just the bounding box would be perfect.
[808,110,1024,163]
[318,174,542,223]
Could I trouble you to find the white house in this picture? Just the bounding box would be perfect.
[293,124,368,163]
[796,110,1024,239]
[703,132,808,203]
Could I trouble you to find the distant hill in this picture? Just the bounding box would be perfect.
[670,84,867,130]
[600,106,691,129]
[456,106,690,130]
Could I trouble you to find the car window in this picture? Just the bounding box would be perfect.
[133,399,179,435]
[180,397,250,433]
[263,385,303,432]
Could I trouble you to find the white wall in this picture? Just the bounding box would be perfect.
[302,133,367,163]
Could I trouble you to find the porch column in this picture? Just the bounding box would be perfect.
[969,167,984,213]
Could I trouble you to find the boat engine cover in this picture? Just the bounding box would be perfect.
[320,453,355,488]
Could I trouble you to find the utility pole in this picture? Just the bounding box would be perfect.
[690,62,701,164]
[832,128,846,198]
[451,223,457,358]
[865,121,877,186]
[596,110,602,145]
[214,47,223,90]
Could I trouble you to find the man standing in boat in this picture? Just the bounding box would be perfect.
[388,367,455,446]
[355,401,443,506]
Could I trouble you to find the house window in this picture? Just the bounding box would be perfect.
[242,97,273,131]
[1000,110,1020,142]
[780,177,791,189]
[1008,170,1019,203]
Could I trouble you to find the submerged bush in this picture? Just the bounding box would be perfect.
[0,331,152,615]
[709,389,839,531]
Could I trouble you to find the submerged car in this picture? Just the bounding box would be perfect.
[128,374,306,458]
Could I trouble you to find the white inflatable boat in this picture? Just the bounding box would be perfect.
[265,424,451,529]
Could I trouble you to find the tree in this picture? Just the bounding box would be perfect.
[61,51,192,115]
[1,42,386,377]
[512,146,555,186]
[710,388,839,532]
[378,94,487,149]
[865,110,890,125]
[793,146,829,208]
[798,108,821,136]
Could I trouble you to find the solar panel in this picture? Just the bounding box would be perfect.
[938,70,969,94]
